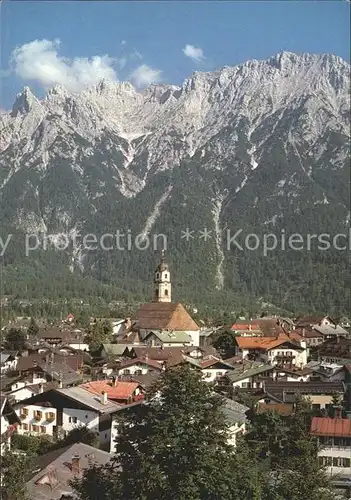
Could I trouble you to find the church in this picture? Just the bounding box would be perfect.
[132,251,200,347]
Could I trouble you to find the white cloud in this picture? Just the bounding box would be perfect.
[129,64,162,88]
[182,44,205,62]
[10,39,118,92]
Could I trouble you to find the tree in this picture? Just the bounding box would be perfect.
[212,329,237,358]
[86,319,113,352]
[71,364,264,500]
[5,328,26,350]
[60,425,100,448]
[246,410,288,464]
[27,317,39,337]
[11,433,54,456]
[0,448,33,500]
[253,397,336,500]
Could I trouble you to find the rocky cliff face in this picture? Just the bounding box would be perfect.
[0,51,349,312]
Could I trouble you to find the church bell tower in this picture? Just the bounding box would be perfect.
[153,250,171,303]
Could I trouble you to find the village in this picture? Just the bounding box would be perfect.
[1,252,351,499]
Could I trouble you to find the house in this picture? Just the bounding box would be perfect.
[260,380,345,410]
[0,351,18,373]
[271,366,313,382]
[313,324,350,340]
[115,357,164,376]
[38,327,89,351]
[99,343,131,359]
[179,356,235,382]
[295,327,324,348]
[235,335,307,368]
[80,379,144,405]
[133,252,200,346]
[144,330,193,347]
[17,353,84,387]
[226,362,274,389]
[231,321,263,337]
[14,386,125,448]
[25,442,112,500]
[222,397,249,447]
[311,416,351,495]
[8,378,58,402]
[296,315,336,329]
[1,394,20,455]
[307,361,349,383]
[316,337,351,365]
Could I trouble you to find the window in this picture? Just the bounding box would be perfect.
[68,416,78,424]
[124,369,130,375]
[23,423,28,431]
[165,273,168,279]
[40,426,46,434]
[20,409,28,419]
[164,289,168,296]
[135,369,142,375]
[31,425,39,432]
[33,410,42,420]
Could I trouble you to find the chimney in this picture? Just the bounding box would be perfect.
[145,353,149,364]
[113,376,118,387]
[101,391,108,405]
[71,454,80,474]
[58,378,63,389]
[39,383,44,394]
[125,317,132,330]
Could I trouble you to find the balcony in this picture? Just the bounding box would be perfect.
[33,413,42,422]
[45,413,55,423]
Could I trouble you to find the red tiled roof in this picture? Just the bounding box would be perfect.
[80,380,141,401]
[310,417,351,437]
[231,322,262,331]
[236,335,300,351]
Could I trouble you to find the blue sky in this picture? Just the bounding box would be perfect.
[0,0,349,109]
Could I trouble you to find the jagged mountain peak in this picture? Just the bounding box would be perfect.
[11,86,41,117]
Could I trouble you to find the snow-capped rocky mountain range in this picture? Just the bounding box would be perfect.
[0,51,349,311]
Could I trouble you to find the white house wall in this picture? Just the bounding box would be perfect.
[62,408,99,434]
[15,405,57,436]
